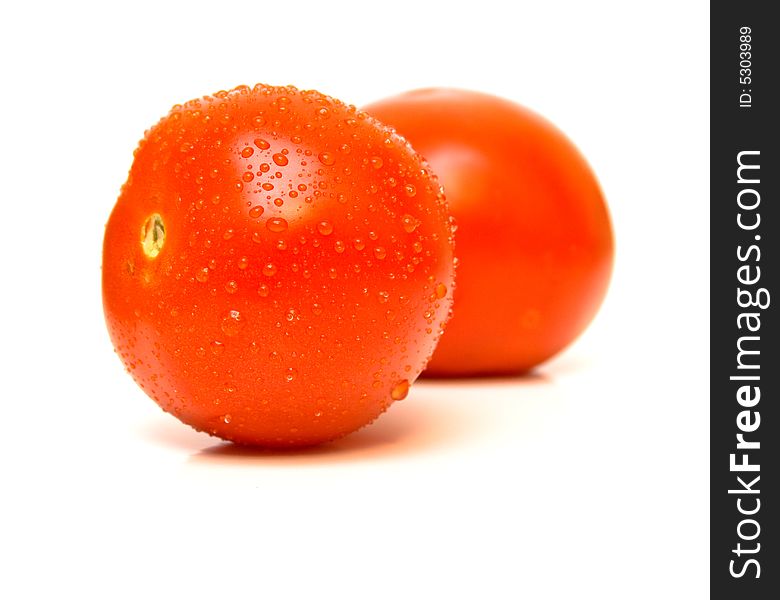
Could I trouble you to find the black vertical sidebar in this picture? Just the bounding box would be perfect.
[711,2,778,599]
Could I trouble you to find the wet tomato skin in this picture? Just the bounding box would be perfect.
[365,89,613,375]
[102,84,454,447]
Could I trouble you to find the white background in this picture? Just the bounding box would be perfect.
[1,1,709,598]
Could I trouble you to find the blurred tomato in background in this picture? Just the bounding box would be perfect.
[366,89,614,375]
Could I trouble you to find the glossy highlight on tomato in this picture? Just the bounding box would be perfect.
[365,89,613,375]
[102,84,455,446]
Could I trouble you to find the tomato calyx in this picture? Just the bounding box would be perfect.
[141,213,165,259]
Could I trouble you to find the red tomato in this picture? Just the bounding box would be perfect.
[103,84,455,446]
[365,89,614,375]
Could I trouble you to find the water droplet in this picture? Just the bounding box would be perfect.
[401,214,419,233]
[370,156,383,170]
[195,267,209,283]
[318,152,335,166]
[311,303,323,315]
[262,262,278,277]
[261,182,274,191]
[237,256,249,270]
[221,310,244,336]
[266,217,288,233]
[242,171,254,183]
[222,414,232,424]
[334,240,346,253]
[317,220,334,236]
[435,282,447,299]
[249,205,264,219]
[404,183,416,197]
[272,153,288,166]
[240,147,254,158]
[254,138,270,150]
[273,197,284,207]
[223,228,235,240]
[225,280,238,294]
[258,283,270,297]
[285,367,297,382]
[210,340,225,355]
[353,238,365,251]
[377,290,390,303]
[391,379,410,400]
[373,246,387,260]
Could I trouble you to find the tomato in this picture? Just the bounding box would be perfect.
[365,89,613,375]
[102,84,455,447]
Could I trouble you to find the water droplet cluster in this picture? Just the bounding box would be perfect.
[102,84,456,447]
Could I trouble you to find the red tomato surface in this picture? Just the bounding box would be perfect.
[365,89,614,375]
[103,84,455,446]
